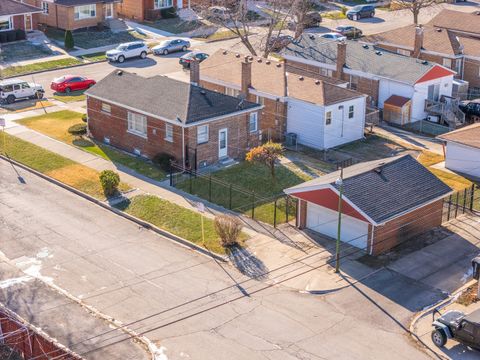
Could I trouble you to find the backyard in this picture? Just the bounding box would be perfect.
[16,111,165,181]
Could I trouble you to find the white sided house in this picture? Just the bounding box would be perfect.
[438,123,480,179]
[281,37,456,124]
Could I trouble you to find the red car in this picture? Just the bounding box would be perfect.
[50,75,96,93]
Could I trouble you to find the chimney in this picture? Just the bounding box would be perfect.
[336,41,346,79]
[190,59,200,86]
[413,26,424,58]
[241,56,252,97]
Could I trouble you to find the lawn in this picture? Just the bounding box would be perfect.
[0,41,53,63]
[176,162,311,225]
[16,110,165,181]
[0,58,83,78]
[116,195,248,255]
[199,29,247,42]
[80,52,107,62]
[52,90,86,103]
[322,11,347,20]
[143,18,206,34]
[0,132,129,200]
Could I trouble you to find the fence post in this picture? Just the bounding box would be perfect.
[208,175,212,202]
[229,184,232,210]
[463,188,467,214]
[470,184,475,211]
[273,198,277,228]
[251,192,255,219]
[455,192,459,218]
[286,196,289,224]
[447,195,452,221]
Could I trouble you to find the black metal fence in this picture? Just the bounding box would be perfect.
[442,184,480,222]
[169,163,298,227]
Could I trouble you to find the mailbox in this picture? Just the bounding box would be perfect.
[472,256,480,280]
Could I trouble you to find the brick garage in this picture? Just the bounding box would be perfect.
[86,70,262,169]
[286,155,452,256]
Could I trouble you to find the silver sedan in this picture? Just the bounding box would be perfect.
[152,39,191,55]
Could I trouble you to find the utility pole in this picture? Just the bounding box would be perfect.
[335,168,344,273]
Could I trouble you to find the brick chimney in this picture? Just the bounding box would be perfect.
[413,26,424,58]
[336,41,347,79]
[241,56,252,97]
[190,59,200,85]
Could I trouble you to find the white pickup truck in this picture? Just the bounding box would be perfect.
[0,79,45,104]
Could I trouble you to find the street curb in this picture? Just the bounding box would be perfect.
[408,279,477,360]
[0,154,229,263]
[3,58,107,80]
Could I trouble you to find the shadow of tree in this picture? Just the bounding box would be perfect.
[229,245,268,280]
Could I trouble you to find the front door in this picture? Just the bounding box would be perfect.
[218,128,228,159]
[24,14,32,32]
[104,3,113,19]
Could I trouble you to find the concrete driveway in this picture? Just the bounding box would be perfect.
[0,158,441,360]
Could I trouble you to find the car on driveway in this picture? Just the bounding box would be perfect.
[179,51,209,68]
[0,79,44,104]
[320,32,347,41]
[346,5,375,21]
[50,75,96,94]
[335,25,363,39]
[152,39,191,56]
[432,309,480,349]
[106,41,148,63]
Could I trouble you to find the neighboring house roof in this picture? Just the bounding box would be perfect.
[287,74,364,106]
[281,37,455,85]
[86,71,261,125]
[53,0,118,6]
[285,155,452,224]
[437,123,480,150]
[384,95,410,107]
[427,9,480,35]
[458,35,480,58]
[0,0,42,16]
[200,49,347,98]
[364,25,464,56]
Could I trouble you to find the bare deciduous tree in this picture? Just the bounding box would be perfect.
[393,0,443,24]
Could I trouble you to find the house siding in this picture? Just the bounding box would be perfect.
[464,57,480,91]
[445,141,480,178]
[371,199,443,255]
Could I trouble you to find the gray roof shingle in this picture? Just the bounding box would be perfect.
[286,155,452,224]
[281,37,440,85]
[86,71,261,124]
[0,0,42,16]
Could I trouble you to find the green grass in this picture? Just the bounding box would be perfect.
[116,195,248,255]
[176,162,310,225]
[143,18,206,34]
[322,11,347,20]
[16,110,165,181]
[0,41,53,62]
[0,132,129,199]
[81,52,107,62]
[201,29,247,42]
[0,58,83,78]
[52,90,87,103]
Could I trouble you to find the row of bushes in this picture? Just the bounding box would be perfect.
[0,29,26,44]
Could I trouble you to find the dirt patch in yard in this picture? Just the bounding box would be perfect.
[457,285,480,306]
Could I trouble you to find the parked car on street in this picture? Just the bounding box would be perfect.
[179,51,209,68]
[0,79,44,104]
[320,32,347,41]
[106,41,148,63]
[268,35,294,51]
[152,39,191,56]
[346,5,375,21]
[335,25,363,39]
[459,99,480,117]
[432,309,480,349]
[50,75,96,94]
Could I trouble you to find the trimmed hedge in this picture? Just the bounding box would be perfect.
[0,29,26,43]
[160,7,177,18]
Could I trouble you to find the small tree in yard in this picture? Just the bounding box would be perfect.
[393,0,442,24]
[64,30,74,50]
[246,141,284,180]
[214,215,243,247]
[99,170,120,197]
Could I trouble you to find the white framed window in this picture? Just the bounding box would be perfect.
[0,16,12,31]
[348,105,354,119]
[42,2,49,14]
[197,124,209,144]
[320,68,332,77]
[397,49,410,56]
[249,112,258,132]
[101,103,111,113]
[325,111,332,125]
[427,84,440,102]
[442,58,452,69]
[165,123,173,142]
[127,112,147,137]
[74,4,96,20]
[154,0,173,9]
[225,87,240,97]
[256,96,265,106]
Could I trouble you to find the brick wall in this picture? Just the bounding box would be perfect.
[298,200,307,228]
[87,96,261,168]
[12,15,25,31]
[371,199,443,255]
[464,58,480,90]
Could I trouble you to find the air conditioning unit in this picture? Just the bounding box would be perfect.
[426,115,439,123]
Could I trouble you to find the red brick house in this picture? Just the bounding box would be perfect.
[285,155,452,255]
[118,0,179,21]
[0,0,42,33]
[85,70,263,170]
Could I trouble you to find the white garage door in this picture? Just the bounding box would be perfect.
[306,202,369,250]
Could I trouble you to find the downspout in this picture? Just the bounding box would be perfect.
[182,126,185,168]
[55,4,59,28]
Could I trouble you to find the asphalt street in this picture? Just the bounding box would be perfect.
[0,158,445,360]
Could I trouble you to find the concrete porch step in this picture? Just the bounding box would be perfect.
[218,157,237,167]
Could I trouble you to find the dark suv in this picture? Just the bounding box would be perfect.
[432,309,480,349]
[346,5,375,20]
